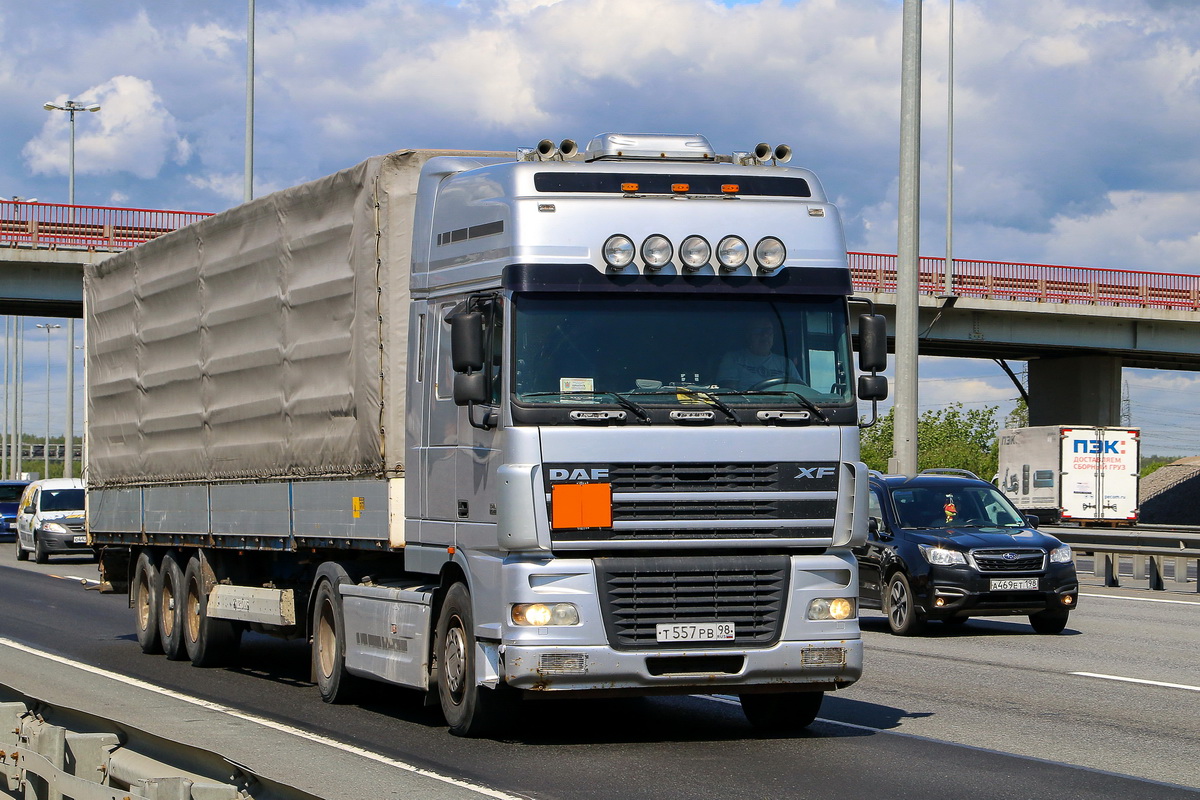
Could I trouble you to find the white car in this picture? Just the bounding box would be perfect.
[15,478,90,563]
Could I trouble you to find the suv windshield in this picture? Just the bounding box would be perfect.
[512,294,851,408]
[40,488,84,513]
[890,484,1027,529]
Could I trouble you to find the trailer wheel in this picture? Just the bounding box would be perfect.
[740,691,824,733]
[183,555,241,667]
[312,579,365,703]
[157,552,188,661]
[435,582,511,737]
[132,551,163,654]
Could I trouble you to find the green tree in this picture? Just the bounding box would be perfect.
[860,403,1001,479]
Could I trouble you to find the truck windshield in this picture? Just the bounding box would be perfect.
[512,293,852,408]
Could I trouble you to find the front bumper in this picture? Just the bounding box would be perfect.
[501,638,862,693]
[37,527,92,555]
[914,564,1078,618]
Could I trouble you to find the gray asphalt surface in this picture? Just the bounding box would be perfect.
[1,548,1196,799]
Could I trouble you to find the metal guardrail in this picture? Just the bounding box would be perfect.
[0,686,317,800]
[1046,525,1200,592]
[0,201,211,252]
[850,251,1200,311]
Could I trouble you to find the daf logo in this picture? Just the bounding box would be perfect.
[1002,552,1018,561]
[549,467,609,482]
[795,467,837,480]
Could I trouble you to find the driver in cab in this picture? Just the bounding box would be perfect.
[716,319,800,389]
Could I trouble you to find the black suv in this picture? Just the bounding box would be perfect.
[857,470,1078,635]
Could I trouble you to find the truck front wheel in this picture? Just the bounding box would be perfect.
[132,551,163,654]
[740,691,824,732]
[435,582,511,737]
[312,579,365,703]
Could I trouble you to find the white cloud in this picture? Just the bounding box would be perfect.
[23,76,191,181]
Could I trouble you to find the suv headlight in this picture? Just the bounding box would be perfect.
[918,544,967,566]
[1050,544,1072,564]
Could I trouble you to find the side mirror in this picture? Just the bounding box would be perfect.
[1025,514,1040,529]
[858,314,888,373]
[858,374,888,402]
[453,372,488,407]
[868,516,880,535]
[450,312,484,373]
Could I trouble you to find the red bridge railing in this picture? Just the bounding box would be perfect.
[850,252,1200,311]
[2,202,1196,311]
[0,199,212,251]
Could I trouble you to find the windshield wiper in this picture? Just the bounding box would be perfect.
[718,389,830,423]
[628,386,740,425]
[519,390,651,423]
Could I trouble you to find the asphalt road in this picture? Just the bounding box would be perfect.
[0,546,1196,799]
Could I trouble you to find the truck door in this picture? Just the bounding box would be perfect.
[454,295,502,551]
[1097,429,1138,522]
[418,301,461,550]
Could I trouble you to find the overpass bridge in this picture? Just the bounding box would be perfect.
[2,199,1198,427]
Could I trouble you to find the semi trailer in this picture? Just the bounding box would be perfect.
[86,133,888,736]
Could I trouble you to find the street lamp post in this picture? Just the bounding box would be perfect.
[42,100,101,217]
[35,323,61,479]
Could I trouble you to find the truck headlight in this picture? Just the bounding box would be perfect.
[640,234,673,270]
[807,597,855,621]
[603,234,635,269]
[1050,544,1072,564]
[754,237,786,271]
[679,235,711,271]
[511,603,580,626]
[41,522,70,534]
[716,235,748,271]
[919,544,967,566]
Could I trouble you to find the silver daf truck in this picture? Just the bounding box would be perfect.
[87,133,888,736]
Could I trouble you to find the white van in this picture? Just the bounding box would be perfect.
[15,478,89,563]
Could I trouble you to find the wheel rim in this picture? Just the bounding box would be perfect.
[317,599,337,680]
[135,572,151,632]
[161,582,176,636]
[443,617,467,703]
[888,579,909,629]
[185,577,202,642]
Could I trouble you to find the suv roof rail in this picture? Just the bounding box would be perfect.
[917,468,981,480]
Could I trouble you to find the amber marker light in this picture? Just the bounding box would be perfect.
[672,183,690,193]
[721,184,740,194]
[621,182,639,193]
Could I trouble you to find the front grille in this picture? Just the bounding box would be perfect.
[595,555,789,650]
[58,520,85,534]
[972,549,1045,572]
[605,463,782,492]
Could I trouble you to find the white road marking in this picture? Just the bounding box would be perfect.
[0,637,525,800]
[1070,672,1200,693]
[1080,592,1200,607]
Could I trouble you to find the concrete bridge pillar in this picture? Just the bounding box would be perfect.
[1027,355,1122,427]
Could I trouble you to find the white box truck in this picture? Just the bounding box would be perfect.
[86,133,888,736]
[997,425,1140,525]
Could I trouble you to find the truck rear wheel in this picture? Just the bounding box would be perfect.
[435,582,512,737]
[132,551,163,654]
[740,691,824,732]
[312,579,365,703]
[183,555,241,666]
[157,552,188,661]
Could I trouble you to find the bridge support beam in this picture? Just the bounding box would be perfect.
[1028,355,1122,427]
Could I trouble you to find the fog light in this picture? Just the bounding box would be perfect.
[935,597,945,607]
[512,603,580,626]
[1062,595,1074,606]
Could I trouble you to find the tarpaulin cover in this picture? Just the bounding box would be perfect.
[85,150,480,487]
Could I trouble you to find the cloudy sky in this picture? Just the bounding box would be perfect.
[2,0,1199,456]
